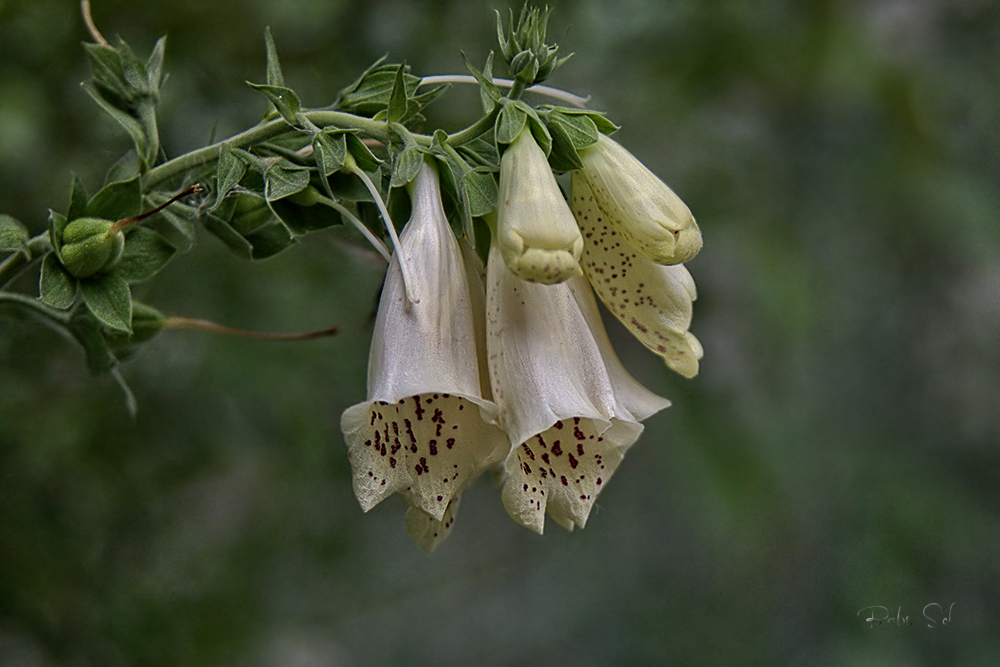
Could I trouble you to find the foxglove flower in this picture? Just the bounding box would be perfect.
[572,172,704,378]
[497,127,584,284]
[486,242,671,533]
[579,133,702,265]
[341,161,508,551]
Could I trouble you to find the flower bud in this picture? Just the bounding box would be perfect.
[497,128,583,284]
[59,217,125,278]
[579,134,701,265]
[229,194,276,235]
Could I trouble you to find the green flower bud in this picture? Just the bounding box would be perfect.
[104,301,166,349]
[59,217,125,278]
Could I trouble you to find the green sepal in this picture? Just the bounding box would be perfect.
[68,176,89,222]
[543,109,600,171]
[39,253,78,309]
[248,83,301,126]
[115,227,176,282]
[104,301,166,350]
[0,214,28,253]
[48,209,69,254]
[104,150,143,187]
[81,271,133,333]
[390,146,425,188]
[226,194,275,235]
[86,175,143,221]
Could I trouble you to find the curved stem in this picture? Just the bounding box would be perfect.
[80,0,109,47]
[318,196,392,263]
[348,160,419,304]
[163,316,339,340]
[419,75,590,108]
[0,233,51,289]
[142,111,393,191]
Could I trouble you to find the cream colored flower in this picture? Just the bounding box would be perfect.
[579,133,701,265]
[485,241,670,533]
[340,161,508,551]
[496,127,584,284]
[572,172,703,378]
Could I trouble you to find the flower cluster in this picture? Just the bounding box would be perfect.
[341,127,702,551]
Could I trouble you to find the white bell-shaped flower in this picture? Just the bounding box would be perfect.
[496,127,584,284]
[486,241,671,533]
[572,172,704,378]
[341,161,509,550]
[579,133,702,265]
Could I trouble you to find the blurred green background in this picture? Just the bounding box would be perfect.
[2,0,999,664]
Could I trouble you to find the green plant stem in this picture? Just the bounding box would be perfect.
[141,111,395,191]
[0,291,71,325]
[0,234,51,288]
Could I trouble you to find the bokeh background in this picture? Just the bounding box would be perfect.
[2,0,999,664]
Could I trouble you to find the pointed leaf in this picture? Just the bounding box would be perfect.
[40,254,78,309]
[390,146,424,188]
[48,210,69,250]
[313,131,347,176]
[263,27,285,87]
[81,271,132,333]
[86,175,142,221]
[264,161,311,201]
[248,83,301,125]
[213,144,248,208]
[462,51,500,113]
[496,102,527,145]
[462,169,498,217]
[146,36,167,92]
[345,134,382,173]
[387,63,408,123]
[82,84,149,163]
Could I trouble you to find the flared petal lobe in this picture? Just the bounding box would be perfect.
[486,242,670,533]
[341,162,508,531]
[497,128,584,284]
[580,134,702,265]
[572,172,703,378]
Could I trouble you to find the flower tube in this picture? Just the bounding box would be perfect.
[486,241,671,533]
[341,160,508,550]
[572,172,703,378]
[496,127,584,284]
[579,133,702,265]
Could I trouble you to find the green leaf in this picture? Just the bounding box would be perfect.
[202,211,254,259]
[264,161,311,201]
[82,84,149,164]
[313,131,347,176]
[496,102,527,145]
[334,59,422,116]
[67,306,119,375]
[245,222,297,259]
[86,175,142,221]
[40,253,78,309]
[462,169,498,217]
[387,63,408,124]
[0,214,28,252]
[390,146,425,188]
[115,227,176,282]
[546,110,599,150]
[263,27,285,87]
[271,198,341,235]
[345,134,382,173]
[248,83,301,126]
[462,52,500,114]
[213,145,248,208]
[104,150,143,186]
[81,272,133,333]
[68,177,89,222]
[146,37,167,92]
